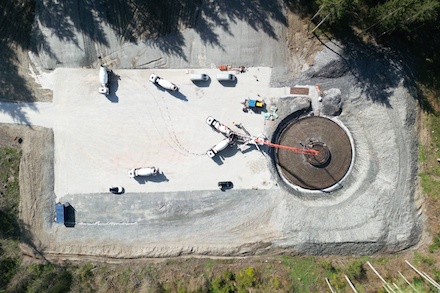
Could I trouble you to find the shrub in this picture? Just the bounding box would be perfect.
[25,264,72,293]
[0,255,19,289]
[236,267,257,292]
[414,251,435,266]
[429,234,440,253]
[271,277,281,289]
[345,259,367,281]
[320,260,337,274]
[211,270,235,293]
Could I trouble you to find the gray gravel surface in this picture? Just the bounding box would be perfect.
[31,0,291,78]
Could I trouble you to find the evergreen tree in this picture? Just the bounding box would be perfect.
[371,0,439,33]
[316,0,353,25]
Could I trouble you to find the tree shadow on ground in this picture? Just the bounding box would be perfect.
[284,0,439,112]
[0,210,20,239]
[283,0,315,18]
[144,33,188,62]
[18,220,50,263]
[31,0,288,62]
[0,0,46,122]
[195,0,287,47]
[0,102,36,126]
[310,32,414,107]
[378,30,440,114]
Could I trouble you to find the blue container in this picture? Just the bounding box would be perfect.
[55,203,65,224]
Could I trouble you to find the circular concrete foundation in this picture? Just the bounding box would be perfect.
[275,116,352,190]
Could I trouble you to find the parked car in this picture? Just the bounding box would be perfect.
[109,186,124,194]
[218,181,233,191]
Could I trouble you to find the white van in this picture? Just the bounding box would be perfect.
[216,73,236,81]
[190,74,209,81]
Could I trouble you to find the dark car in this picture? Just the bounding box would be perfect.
[109,186,124,194]
[218,181,233,191]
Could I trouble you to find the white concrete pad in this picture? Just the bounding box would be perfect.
[43,67,288,197]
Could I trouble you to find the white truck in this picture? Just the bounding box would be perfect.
[207,138,231,158]
[206,116,233,137]
[128,167,158,178]
[98,65,110,95]
[149,74,178,91]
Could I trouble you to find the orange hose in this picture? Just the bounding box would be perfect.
[255,139,319,156]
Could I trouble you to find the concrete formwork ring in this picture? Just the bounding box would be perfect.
[271,115,355,194]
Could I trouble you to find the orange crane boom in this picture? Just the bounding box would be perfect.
[254,138,319,156]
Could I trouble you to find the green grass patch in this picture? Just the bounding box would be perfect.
[418,112,440,198]
[7,264,72,293]
[204,259,215,271]
[419,173,440,198]
[419,144,427,162]
[428,114,440,170]
[0,147,21,290]
[0,147,21,213]
[281,256,320,292]
[344,257,369,281]
[414,251,436,266]
[0,147,21,239]
[429,234,440,253]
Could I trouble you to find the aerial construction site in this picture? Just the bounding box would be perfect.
[0,0,423,261]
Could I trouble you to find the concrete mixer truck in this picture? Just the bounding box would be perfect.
[149,74,179,91]
[128,166,159,178]
[207,138,231,158]
[98,65,110,95]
